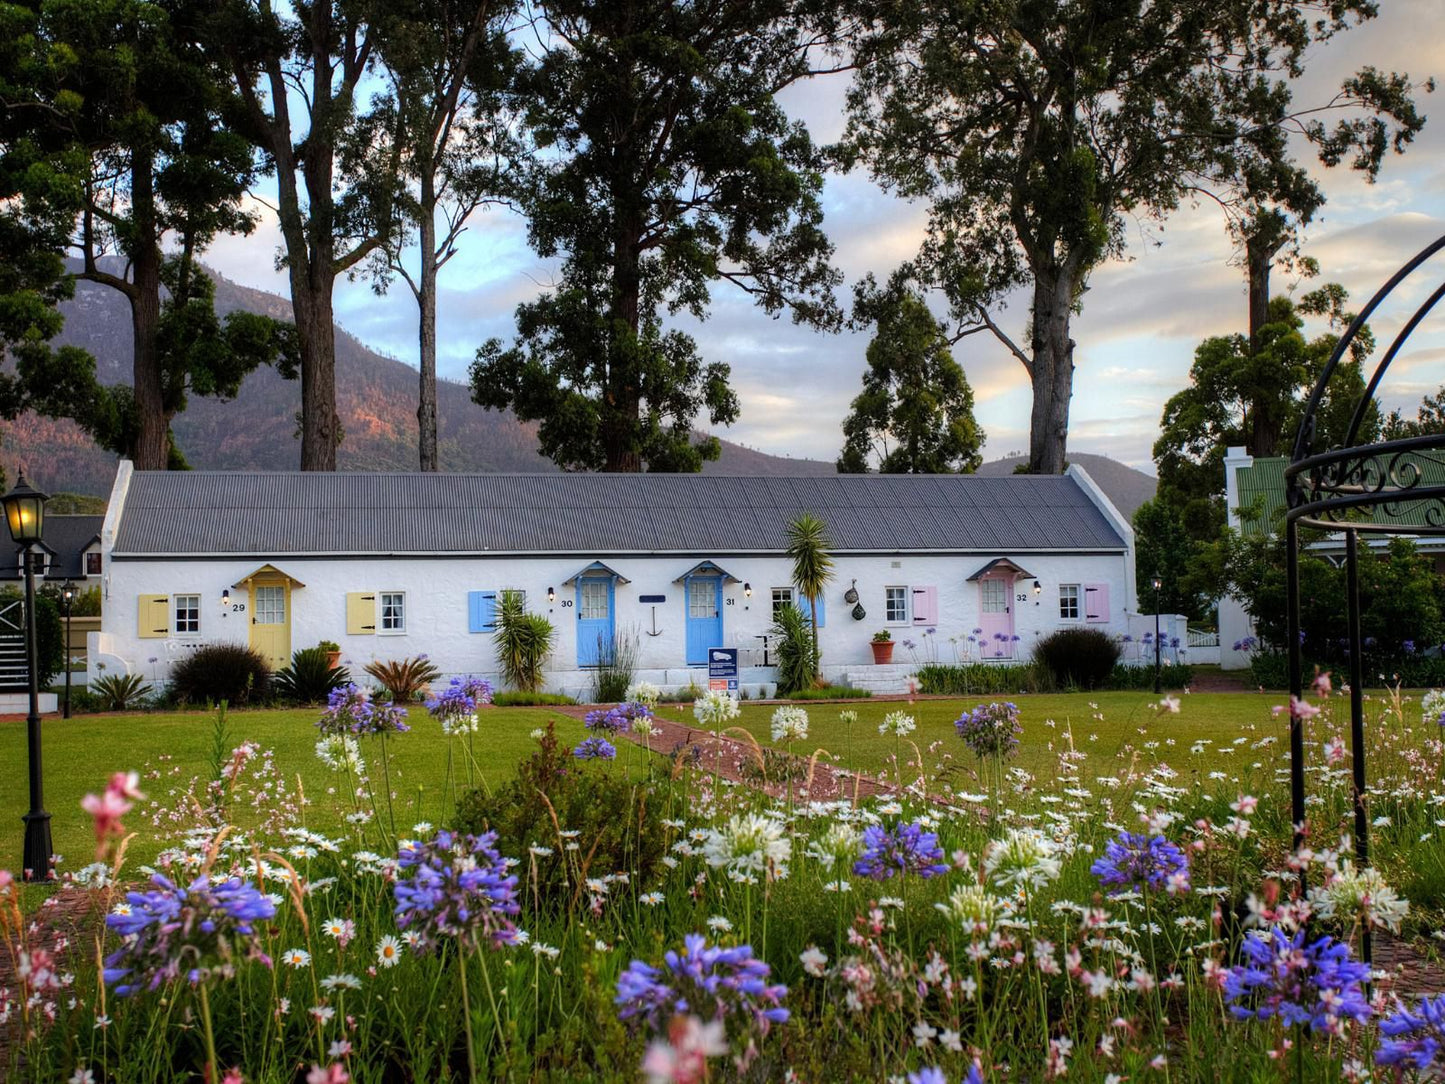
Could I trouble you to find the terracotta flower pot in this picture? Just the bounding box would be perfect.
[870,641,895,664]
[326,650,342,668]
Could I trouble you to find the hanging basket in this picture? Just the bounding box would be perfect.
[843,579,859,604]
[851,602,866,621]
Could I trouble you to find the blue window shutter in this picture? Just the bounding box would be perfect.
[799,594,826,628]
[469,591,497,633]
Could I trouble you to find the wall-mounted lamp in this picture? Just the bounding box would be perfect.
[743,582,752,598]
[1032,580,1041,595]
[221,588,231,609]
[547,586,556,604]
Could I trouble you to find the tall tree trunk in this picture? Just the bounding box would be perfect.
[294,268,340,471]
[604,213,643,473]
[1027,266,1075,475]
[417,170,439,472]
[129,148,167,471]
[1246,227,1280,459]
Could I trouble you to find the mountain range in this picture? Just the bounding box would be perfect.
[1,267,1155,519]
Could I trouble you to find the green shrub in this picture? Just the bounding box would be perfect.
[591,629,638,703]
[272,646,350,704]
[772,604,816,696]
[1,587,64,686]
[168,644,271,706]
[90,672,151,711]
[495,590,555,692]
[455,722,667,906]
[1249,648,1445,691]
[915,662,1054,695]
[1034,627,1123,690]
[491,690,577,706]
[363,655,440,702]
[786,685,871,700]
[1106,661,1195,690]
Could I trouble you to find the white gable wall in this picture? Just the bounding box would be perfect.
[93,548,1133,697]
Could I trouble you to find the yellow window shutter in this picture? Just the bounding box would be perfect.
[137,594,170,638]
[346,592,376,635]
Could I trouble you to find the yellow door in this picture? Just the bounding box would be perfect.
[249,580,291,669]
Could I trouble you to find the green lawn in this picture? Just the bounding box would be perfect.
[0,703,577,875]
[657,689,1299,783]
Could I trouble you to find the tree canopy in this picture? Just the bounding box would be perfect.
[838,290,983,474]
[470,0,841,472]
[836,0,1413,475]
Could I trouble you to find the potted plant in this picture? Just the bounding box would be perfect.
[870,629,895,665]
[319,639,342,668]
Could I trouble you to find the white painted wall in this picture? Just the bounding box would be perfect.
[94,548,1135,699]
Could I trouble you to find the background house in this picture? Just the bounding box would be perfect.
[89,462,1138,697]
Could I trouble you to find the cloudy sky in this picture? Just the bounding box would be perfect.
[204,0,1445,474]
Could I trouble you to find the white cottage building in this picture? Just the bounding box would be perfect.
[88,461,1137,697]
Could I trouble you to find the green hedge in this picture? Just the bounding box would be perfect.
[1249,649,1445,691]
[491,691,578,707]
[916,661,1194,695]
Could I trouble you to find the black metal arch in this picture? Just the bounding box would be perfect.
[1285,233,1445,967]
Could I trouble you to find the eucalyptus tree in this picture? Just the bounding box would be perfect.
[371,0,523,471]
[0,0,294,468]
[470,0,842,472]
[213,0,402,470]
[786,512,834,681]
[838,0,1409,475]
[838,288,983,474]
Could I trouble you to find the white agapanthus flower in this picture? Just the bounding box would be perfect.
[984,828,1062,890]
[771,705,809,744]
[805,821,861,871]
[625,681,663,708]
[1422,689,1445,726]
[702,812,791,879]
[315,735,365,774]
[693,689,741,729]
[879,711,917,737]
[936,883,1009,938]
[1308,860,1409,933]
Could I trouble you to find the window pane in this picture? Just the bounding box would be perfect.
[256,586,285,625]
[770,587,792,618]
[688,578,715,619]
[1059,584,1079,620]
[981,580,1006,613]
[175,594,200,634]
[581,580,609,620]
[380,592,405,630]
[885,586,908,623]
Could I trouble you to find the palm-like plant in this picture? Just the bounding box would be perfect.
[786,512,835,682]
[494,589,556,693]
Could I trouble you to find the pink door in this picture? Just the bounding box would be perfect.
[978,575,1014,658]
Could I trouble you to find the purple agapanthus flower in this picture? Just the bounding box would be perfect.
[955,701,1022,760]
[574,737,617,760]
[908,1070,947,1084]
[1404,640,1417,654]
[317,684,411,736]
[1378,993,1445,1071]
[1223,928,1371,1034]
[103,873,276,996]
[1091,831,1190,895]
[616,933,788,1033]
[426,675,494,720]
[393,829,519,951]
[853,821,949,881]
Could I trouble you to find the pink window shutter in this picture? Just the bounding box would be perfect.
[912,586,938,625]
[1084,583,1110,622]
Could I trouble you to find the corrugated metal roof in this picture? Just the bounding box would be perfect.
[111,471,1126,556]
[1235,455,1445,537]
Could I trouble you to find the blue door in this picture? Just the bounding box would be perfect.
[576,576,615,667]
[684,575,722,666]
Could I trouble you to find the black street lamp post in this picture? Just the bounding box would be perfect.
[62,582,73,720]
[3,473,51,881]
[1152,576,1163,695]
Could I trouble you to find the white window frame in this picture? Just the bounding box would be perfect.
[884,585,910,624]
[1059,584,1081,621]
[770,587,794,618]
[173,593,201,636]
[579,579,610,621]
[379,591,406,634]
[85,550,102,576]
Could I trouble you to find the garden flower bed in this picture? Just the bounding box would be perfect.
[3,683,1445,1082]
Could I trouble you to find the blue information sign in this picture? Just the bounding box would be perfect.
[708,647,739,691]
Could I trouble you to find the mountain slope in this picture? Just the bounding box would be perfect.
[1,269,835,494]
